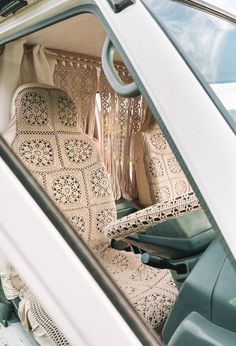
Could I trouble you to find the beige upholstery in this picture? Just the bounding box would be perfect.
[2,84,177,345]
[134,118,197,206]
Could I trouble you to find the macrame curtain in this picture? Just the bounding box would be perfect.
[53,53,98,139]
[98,70,151,200]
[51,49,151,200]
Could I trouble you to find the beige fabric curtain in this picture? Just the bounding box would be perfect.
[21,45,56,85]
[0,41,56,134]
[0,40,25,133]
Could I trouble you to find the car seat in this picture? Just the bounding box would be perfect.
[127,118,215,269]
[0,84,200,345]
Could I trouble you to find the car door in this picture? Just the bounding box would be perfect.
[0,0,235,345]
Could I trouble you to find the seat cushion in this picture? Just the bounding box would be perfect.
[100,248,176,327]
[18,248,176,345]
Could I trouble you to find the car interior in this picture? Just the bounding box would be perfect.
[0,7,235,346]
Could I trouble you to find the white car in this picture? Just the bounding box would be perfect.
[0,0,235,345]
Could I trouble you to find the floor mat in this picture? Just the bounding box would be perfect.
[0,325,7,346]
[0,322,39,345]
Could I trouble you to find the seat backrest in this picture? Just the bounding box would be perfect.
[6,84,116,250]
[134,119,196,207]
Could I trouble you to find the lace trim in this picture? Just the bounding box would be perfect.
[20,288,70,346]
[105,192,200,239]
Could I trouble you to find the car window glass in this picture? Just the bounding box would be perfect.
[143,0,236,130]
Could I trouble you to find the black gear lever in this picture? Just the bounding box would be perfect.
[141,253,187,275]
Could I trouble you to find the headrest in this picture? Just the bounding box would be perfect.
[5,84,80,144]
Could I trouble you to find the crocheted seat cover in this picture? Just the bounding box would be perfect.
[134,118,197,206]
[3,84,177,345]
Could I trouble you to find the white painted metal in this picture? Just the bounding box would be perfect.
[211,83,236,110]
[0,0,94,42]
[0,158,142,346]
[94,0,236,257]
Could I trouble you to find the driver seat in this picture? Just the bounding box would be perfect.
[2,84,178,345]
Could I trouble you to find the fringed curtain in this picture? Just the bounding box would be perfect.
[99,70,150,200]
[53,52,98,138]
[49,49,151,200]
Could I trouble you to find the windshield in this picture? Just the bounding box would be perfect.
[142,0,236,130]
